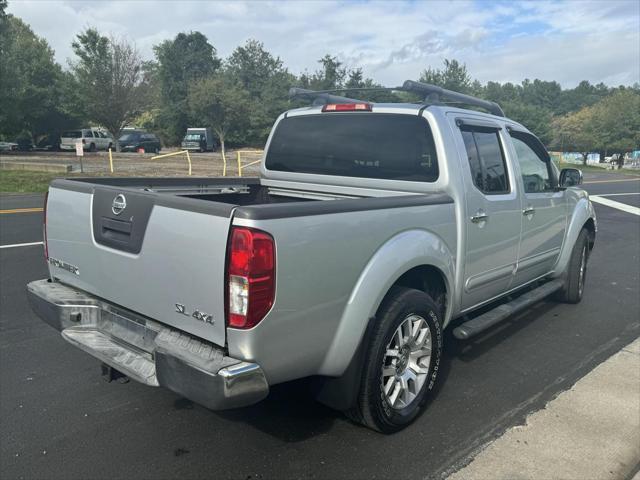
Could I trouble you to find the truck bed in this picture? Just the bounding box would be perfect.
[46,176,453,357]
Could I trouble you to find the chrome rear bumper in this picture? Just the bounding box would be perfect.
[26,279,269,410]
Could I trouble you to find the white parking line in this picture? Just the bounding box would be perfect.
[596,192,640,197]
[0,241,44,249]
[590,195,640,216]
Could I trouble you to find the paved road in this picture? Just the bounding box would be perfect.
[1,174,639,480]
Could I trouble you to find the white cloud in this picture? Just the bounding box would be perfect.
[7,0,640,87]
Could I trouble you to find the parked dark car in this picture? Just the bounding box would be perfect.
[35,134,61,151]
[16,138,35,151]
[118,132,161,153]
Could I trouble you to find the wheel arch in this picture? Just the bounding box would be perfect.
[317,229,455,378]
[552,195,597,279]
[583,217,596,250]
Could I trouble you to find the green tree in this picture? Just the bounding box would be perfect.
[188,74,251,160]
[225,40,295,144]
[419,59,472,93]
[557,80,609,115]
[0,13,72,142]
[342,68,400,102]
[550,90,640,164]
[552,106,597,164]
[520,79,562,111]
[591,89,640,154]
[299,55,348,90]
[153,32,221,144]
[503,102,553,145]
[70,28,145,150]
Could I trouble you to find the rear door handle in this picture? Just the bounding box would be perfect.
[523,207,535,216]
[470,212,489,223]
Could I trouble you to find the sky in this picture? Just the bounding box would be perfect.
[7,0,640,88]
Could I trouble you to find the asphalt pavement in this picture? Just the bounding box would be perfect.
[0,173,639,480]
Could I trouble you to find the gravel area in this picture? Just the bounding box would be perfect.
[0,149,264,177]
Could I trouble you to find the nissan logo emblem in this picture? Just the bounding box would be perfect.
[112,194,127,215]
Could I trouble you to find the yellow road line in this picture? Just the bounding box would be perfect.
[0,207,44,214]
[584,178,640,184]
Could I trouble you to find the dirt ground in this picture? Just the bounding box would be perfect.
[0,148,264,178]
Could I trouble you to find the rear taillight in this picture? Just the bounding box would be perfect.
[226,227,275,329]
[322,103,372,112]
[43,191,49,260]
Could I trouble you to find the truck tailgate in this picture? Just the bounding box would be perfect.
[45,183,232,346]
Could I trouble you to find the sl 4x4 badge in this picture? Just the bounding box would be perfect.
[175,303,214,325]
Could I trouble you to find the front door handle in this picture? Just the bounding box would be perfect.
[523,207,535,216]
[470,211,489,223]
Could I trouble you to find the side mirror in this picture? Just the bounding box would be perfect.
[559,168,583,187]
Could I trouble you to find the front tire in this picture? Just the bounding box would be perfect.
[555,229,590,303]
[346,287,443,433]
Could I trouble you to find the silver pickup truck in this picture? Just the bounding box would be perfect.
[27,82,596,433]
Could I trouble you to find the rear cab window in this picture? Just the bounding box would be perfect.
[265,113,439,182]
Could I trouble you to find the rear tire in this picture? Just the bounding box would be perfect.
[345,286,443,433]
[555,229,590,304]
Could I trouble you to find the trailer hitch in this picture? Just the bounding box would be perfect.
[101,363,129,384]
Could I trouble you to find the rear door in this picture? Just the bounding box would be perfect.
[45,184,234,346]
[451,117,522,311]
[507,129,567,285]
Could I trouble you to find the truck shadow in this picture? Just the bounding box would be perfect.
[202,379,342,442]
[205,360,455,442]
[174,301,557,442]
[445,300,559,362]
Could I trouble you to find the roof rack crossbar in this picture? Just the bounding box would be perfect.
[401,80,505,117]
[288,87,369,105]
[289,81,505,117]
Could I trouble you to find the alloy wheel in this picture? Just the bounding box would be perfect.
[381,314,432,410]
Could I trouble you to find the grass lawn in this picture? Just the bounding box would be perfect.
[0,170,63,193]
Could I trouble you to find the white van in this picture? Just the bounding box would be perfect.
[60,129,113,152]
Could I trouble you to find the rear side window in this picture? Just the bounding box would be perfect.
[62,131,81,138]
[460,128,509,194]
[265,114,439,182]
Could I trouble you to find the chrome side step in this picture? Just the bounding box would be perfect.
[62,327,159,386]
[453,279,564,340]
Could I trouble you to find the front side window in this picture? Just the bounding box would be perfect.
[266,114,439,182]
[460,127,510,194]
[510,131,554,193]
